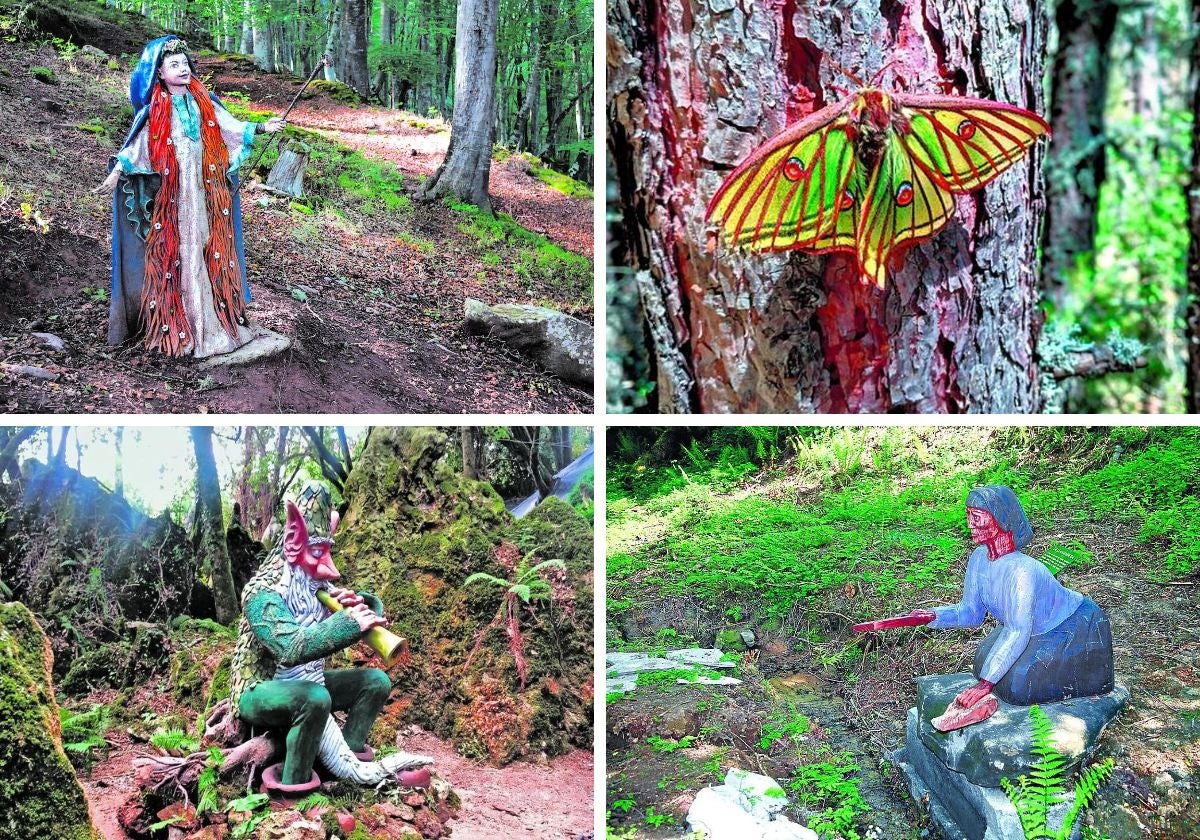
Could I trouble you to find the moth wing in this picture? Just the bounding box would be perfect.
[895,95,1049,193]
[706,101,858,251]
[856,131,957,287]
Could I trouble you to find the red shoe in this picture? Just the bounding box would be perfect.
[398,767,432,788]
[259,763,322,799]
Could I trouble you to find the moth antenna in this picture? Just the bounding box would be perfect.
[823,57,864,89]
[870,57,902,89]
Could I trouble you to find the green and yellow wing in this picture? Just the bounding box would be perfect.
[706,101,859,251]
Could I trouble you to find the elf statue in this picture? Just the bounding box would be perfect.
[854,485,1115,732]
[229,481,432,794]
[93,35,288,359]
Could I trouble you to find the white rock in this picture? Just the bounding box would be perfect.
[686,784,761,840]
[606,676,637,694]
[606,652,681,675]
[726,769,788,821]
[666,648,736,669]
[677,676,741,687]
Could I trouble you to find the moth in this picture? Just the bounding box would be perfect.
[705,88,1051,287]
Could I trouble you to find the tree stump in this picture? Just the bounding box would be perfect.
[265,142,310,197]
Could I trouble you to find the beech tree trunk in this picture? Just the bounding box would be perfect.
[608,0,1049,413]
[342,0,370,99]
[1041,0,1119,312]
[192,427,238,625]
[253,1,276,73]
[1188,0,1200,412]
[420,0,498,211]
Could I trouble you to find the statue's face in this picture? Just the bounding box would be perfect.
[158,53,192,89]
[283,499,341,580]
[295,539,340,581]
[966,506,1004,545]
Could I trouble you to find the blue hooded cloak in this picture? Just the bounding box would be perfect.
[108,35,253,346]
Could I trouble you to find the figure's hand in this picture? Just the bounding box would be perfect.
[346,602,389,633]
[263,117,287,133]
[328,586,364,608]
[909,609,936,623]
[952,679,994,709]
[92,168,120,195]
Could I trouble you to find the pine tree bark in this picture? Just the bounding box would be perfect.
[608,0,1050,413]
[191,427,238,625]
[1041,0,1119,312]
[419,0,498,211]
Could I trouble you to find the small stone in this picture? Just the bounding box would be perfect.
[404,792,426,807]
[31,332,65,352]
[2,363,58,381]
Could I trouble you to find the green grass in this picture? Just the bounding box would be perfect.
[445,197,590,303]
[608,428,1200,624]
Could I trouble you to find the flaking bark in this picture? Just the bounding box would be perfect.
[608,0,1049,413]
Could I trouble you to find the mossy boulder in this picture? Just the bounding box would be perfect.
[167,617,236,728]
[337,428,593,765]
[0,602,99,840]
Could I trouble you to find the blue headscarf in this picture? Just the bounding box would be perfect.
[129,35,196,113]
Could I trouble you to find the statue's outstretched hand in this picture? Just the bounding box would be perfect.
[263,117,287,133]
[92,168,120,195]
[346,603,389,633]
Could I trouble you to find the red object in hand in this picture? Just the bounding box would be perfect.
[852,609,936,633]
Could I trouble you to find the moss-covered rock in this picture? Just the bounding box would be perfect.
[167,617,235,728]
[337,428,593,765]
[0,602,99,840]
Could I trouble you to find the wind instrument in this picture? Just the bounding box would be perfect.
[317,589,411,666]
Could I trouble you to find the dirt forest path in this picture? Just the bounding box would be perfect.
[79,728,594,840]
[0,44,593,414]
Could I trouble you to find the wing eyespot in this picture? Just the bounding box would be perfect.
[895,181,914,207]
[782,157,807,181]
[956,118,976,140]
[839,190,855,210]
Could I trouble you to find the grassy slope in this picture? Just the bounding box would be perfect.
[607,427,1200,840]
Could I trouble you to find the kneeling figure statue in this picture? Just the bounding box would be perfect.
[229,481,432,793]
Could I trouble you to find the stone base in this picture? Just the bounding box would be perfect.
[195,327,291,370]
[890,674,1129,840]
[915,673,1129,788]
[891,708,1081,840]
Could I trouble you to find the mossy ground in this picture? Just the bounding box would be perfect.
[607,427,1200,839]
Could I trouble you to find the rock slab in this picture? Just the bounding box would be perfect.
[464,298,592,388]
[915,672,1128,788]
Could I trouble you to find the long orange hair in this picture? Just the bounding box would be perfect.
[141,76,247,355]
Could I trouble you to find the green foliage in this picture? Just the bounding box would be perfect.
[785,755,868,840]
[646,734,694,753]
[1001,705,1115,840]
[59,703,111,765]
[227,791,271,839]
[149,728,199,754]
[445,199,590,302]
[758,705,810,751]
[464,554,566,604]
[30,65,56,83]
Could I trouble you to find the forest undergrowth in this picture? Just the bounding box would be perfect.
[606,427,1200,840]
[0,19,593,413]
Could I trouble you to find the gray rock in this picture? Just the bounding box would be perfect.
[80,45,109,60]
[892,707,1082,840]
[915,673,1128,788]
[463,298,592,388]
[31,332,65,352]
[605,652,681,676]
[2,363,58,381]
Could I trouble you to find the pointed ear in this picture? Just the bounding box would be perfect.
[330,509,341,536]
[283,501,308,562]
